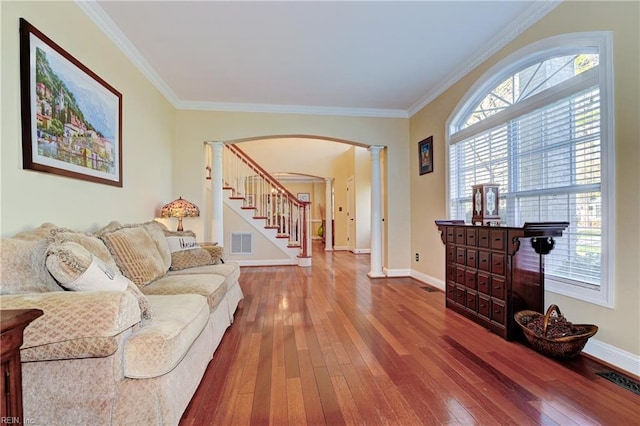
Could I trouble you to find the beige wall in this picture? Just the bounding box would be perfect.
[0,2,175,236]
[410,1,640,356]
[174,110,411,268]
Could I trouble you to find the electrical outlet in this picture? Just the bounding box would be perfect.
[415,253,419,261]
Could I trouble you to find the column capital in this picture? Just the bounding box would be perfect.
[368,145,385,155]
[206,141,225,149]
[324,177,334,183]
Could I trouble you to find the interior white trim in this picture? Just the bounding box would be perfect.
[383,268,411,278]
[583,338,640,377]
[75,0,407,119]
[407,0,562,117]
[75,0,179,106]
[234,259,297,267]
[77,0,558,119]
[177,101,408,118]
[410,270,445,291]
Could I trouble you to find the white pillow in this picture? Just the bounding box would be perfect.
[63,255,130,292]
[46,241,129,292]
[165,235,199,253]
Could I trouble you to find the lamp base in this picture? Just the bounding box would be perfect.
[176,218,184,232]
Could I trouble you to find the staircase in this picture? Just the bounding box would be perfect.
[216,144,312,266]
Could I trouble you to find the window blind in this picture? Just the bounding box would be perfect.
[450,83,601,287]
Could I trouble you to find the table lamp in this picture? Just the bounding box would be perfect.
[161,197,200,231]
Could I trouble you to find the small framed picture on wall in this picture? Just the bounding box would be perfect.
[297,193,310,202]
[418,136,434,175]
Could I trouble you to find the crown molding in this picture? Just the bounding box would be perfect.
[75,0,180,105]
[75,0,408,119]
[176,101,408,118]
[407,0,563,117]
[78,0,559,120]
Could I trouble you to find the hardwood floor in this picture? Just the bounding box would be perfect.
[180,242,640,425]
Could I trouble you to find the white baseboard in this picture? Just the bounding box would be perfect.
[333,246,349,251]
[383,268,411,277]
[351,248,371,254]
[405,272,639,377]
[583,338,640,377]
[235,259,297,267]
[410,270,445,291]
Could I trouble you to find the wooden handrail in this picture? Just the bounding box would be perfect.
[226,144,301,206]
[223,144,310,259]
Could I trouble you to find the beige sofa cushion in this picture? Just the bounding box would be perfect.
[0,291,141,361]
[0,226,63,294]
[143,274,227,311]
[100,226,166,287]
[124,294,209,379]
[166,262,240,284]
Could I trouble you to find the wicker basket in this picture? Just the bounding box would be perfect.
[514,304,598,359]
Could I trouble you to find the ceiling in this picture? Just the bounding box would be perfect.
[82,1,560,118]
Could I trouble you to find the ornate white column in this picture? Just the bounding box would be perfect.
[368,145,385,278]
[324,177,334,251]
[208,142,224,244]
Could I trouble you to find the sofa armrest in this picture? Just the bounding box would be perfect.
[199,244,225,264]
[0,291,141,349]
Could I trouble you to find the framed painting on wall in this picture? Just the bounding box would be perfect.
[19,18,123,187]
[297,193,310,202]
[418,136,433,175]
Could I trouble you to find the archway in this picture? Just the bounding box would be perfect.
[204,135,385,276]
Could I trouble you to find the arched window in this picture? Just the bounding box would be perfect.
[447,32,614,306]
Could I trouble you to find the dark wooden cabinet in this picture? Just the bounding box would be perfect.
[1,309,43,422]
[436,221,568,340]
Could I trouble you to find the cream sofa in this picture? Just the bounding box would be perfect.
[0,220,243,425]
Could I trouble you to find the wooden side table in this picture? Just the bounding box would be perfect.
[1,309,43,423]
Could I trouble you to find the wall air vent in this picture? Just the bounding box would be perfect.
[230,232,253,254]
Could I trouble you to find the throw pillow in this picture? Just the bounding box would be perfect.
[50,229,120,272]
[46,242,128,292]
[100,226,166,287]
[46,241,152,320]
[164,230,214,271]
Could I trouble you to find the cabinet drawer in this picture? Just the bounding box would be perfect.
[466,228,477,246]
[490,230,506,251]
[455,228,465,245]
[477,272,490,295]
[455,266,465,285]
[466,249,477,268]
[455,286,466,305]
[456,248,465,264]
[446,227,455,243]
[491,299,506,325]
[465,269,476,290]
[446,245,455,263]
[478,294,490,319]
[491,276,506,300]
[478,229,490,248]
[446,282,456,301]
[446,264,455,282]
[466,290,477,311]
[478,250,490,272]
[491,253,505,275]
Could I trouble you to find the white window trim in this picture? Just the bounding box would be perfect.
[445,32,615,308]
